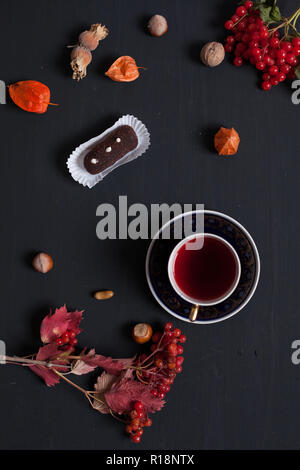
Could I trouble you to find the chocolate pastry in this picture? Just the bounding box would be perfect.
[84,125,138,175]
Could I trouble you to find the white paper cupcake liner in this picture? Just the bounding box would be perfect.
[67,115,150,189]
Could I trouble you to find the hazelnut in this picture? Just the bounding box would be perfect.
[200,42,225,67]
[132,323,153,344]
[32,253,53,273]
[94,290,114,300]
[148,15,168,37]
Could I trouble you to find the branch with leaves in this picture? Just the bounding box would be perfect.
[0,306,186,444]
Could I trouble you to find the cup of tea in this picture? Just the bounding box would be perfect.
[168,233,241,322]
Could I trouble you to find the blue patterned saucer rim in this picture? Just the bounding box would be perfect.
[145,210,260,325]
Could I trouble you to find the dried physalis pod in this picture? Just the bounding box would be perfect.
[8,81,57,114]
[70,23,108,81]
[70,46,92,81]
[105,56,143,82]
[78,23,108,51]
[214,127,240,155]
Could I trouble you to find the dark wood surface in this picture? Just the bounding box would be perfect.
[0,0,299,450]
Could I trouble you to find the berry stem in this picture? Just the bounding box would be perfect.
[0,355,71,369]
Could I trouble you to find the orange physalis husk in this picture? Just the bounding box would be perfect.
[105,56,143,82]
[214,127,240,155]
[8,80,57,114]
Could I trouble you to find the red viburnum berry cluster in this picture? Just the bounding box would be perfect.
[55,329,78,348]
[125,321,187,444]
[224,1,300,90]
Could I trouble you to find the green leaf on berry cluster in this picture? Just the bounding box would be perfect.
[254,0,281,24]
[295,65,300,80]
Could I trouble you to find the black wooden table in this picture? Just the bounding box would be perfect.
[0,0,299,450]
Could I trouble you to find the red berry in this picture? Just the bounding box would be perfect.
[244,1,253,10]
[231,14,240,23]
[236,6,247,17]
[136,410,144,419]
[269,65,279,75]
[286,53,296,65]
[55,337,64,346]
[224,44,233,53]
[136,428,143,437]
[158,392,165,399]
[281,41,293,52]
[270,37,279,48]
[292,37,300,48]
[176,356,184,366]
[270,77,279,86]
[261,80,272,91]
[179,334,186,343]
[158,384,167,393]
[262,73,270,81]
[175,366,182,373]
[176,345,184,354]
[61,332,69,343]
[264,55,274,66]
[151,389,158,397]
[131,435,141,444]
[280,64,291,75]
[260,27,269,39]
[225,20,234,30]
[237,20,247,32]
[134,401,144,411]
[276,49,286,60]
[164,322,173,331]
[277,72,286,82]
[131,418,140,429]
[250,47,261,58]
[249,40,258,49]
[155,358,164,368]
[233,56,243,67]
[144,418,152,427]
[256,61,265,70]
[293,46,300,56]
[173,328,181,338]
[69,338,78,346]
[226,35,235,45]
[126,424,133,434]
[152,332,162,343]
[67,330,76,339]
[167,343,177,355]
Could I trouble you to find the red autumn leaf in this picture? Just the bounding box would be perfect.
[40,305,83,344]
[93,372,120,414]
[29,365,60,387]
[81,349,134,376]
[29,343,69,387]
[105,378,165,415]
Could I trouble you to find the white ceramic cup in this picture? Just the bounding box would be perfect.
[168,233,241,321]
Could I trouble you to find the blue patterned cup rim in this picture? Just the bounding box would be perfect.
[145,210,261,325]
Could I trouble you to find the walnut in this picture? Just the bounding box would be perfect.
[200,42,225,67]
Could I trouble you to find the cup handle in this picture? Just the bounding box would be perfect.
[189,305,199,322]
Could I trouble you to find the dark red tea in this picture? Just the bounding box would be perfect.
[173,235,239,303]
